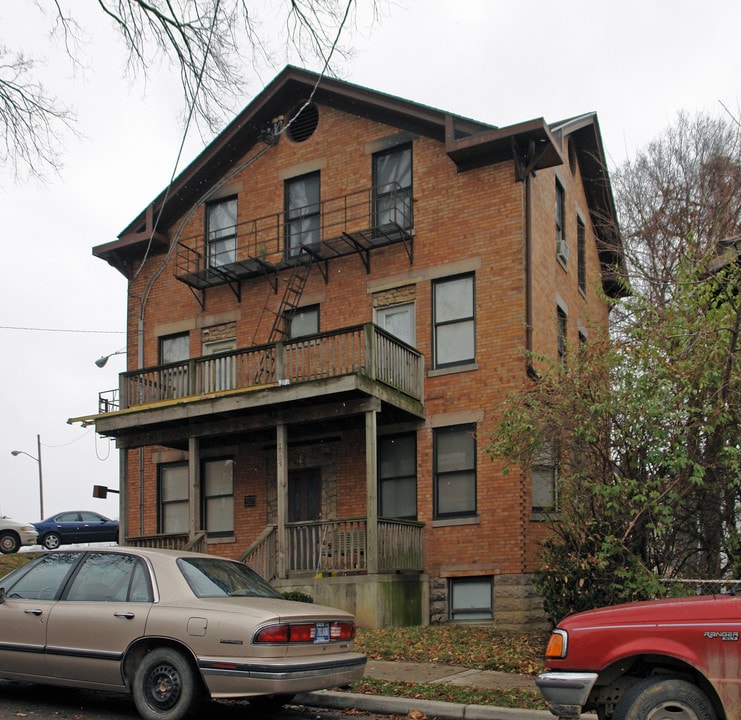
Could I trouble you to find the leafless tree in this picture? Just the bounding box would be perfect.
[0,0,375,181]
[612,110,741,314]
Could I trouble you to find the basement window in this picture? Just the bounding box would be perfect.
[450,577,493,621]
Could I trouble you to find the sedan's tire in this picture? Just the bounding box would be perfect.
[612,676,717,720]
[0,532,20,554]
[41,533,61,550]
[132,648,201,720]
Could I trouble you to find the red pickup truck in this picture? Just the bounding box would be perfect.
[535,594,741,720]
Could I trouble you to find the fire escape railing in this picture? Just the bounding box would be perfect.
[174,184,414,291]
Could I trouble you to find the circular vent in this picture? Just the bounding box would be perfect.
[286,102,319,143]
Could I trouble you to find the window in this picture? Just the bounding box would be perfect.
[377,302,415,346]
[202,458,234,537]
[159,333,189,364]
[288,305,319,339]
[373,144,412,230]
[159,463,189,534]
[159,333,190,398]
[450,577,492,621]
[532,465,557,512]
[433,274,475,368]
[207,197,237,267]
[202,337,237,392]
[4,552,79,600]
[555,180,565,256]
[577,218,586,293]
[285,172,320,257]
[66,552,152,602]
[434,424,476,519]
[379,434,417,519]
[557,306,567,364]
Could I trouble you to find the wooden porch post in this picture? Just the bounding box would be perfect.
[188,436,201,541]
[365,409,379,573]
[276,423,288,579]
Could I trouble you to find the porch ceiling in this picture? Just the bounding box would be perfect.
[94,375,424,450]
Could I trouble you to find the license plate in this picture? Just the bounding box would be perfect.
[315,623,330,643]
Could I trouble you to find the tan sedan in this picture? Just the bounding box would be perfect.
[0,547,365,720]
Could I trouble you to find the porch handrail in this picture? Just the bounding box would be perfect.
[100,323,422,412]
[240,525,277,579]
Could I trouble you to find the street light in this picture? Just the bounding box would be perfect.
[95,349,126,368]
[10,433,44,520]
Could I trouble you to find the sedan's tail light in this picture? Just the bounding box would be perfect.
[254,621,356,644]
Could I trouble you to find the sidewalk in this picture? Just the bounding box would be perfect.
[294,660,557,720]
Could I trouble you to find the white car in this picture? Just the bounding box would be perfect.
[0,517,38,554]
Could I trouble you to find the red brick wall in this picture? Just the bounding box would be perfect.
[122,103,611,579]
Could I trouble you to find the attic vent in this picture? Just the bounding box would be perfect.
[286,102,319,143]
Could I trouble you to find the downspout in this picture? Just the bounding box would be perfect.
[525,170,534,372]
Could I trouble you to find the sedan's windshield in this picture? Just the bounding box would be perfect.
[177,557,283,599]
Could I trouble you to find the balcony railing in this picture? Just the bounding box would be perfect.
[175,184,413,290]
[242,518,424,579]
[99,323,423,413]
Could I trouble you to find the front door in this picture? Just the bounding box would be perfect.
[288,469,322,522]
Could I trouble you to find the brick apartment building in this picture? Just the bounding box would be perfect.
[81,66,627,628]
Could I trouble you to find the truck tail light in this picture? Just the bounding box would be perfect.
[545,629,568,659]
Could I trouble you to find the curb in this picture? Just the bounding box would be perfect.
[294,690,555,720]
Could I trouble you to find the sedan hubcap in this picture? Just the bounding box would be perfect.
[149,664,181,709]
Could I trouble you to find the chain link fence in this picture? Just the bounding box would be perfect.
[660,579,741,596]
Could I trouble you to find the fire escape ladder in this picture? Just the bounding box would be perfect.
[267,250,314,343]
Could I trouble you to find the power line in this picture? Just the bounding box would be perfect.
[0,325,124,334]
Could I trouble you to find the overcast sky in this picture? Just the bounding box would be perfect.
[1,0,739,529]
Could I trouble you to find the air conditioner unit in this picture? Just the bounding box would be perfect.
[557,239,569,262]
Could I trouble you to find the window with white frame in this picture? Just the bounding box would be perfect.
[377,302,415,346]
[433,274,475,368]
[450,577,492,620]
[379,433,417,519]
[202,458,234,537]
[434,424,476,519]
[207,197,237,267]
[159,463,189,534]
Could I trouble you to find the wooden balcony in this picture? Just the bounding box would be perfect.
[98,323,423,417]
[242,518,424,579]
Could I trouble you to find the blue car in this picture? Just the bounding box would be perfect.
[33,510,119,550]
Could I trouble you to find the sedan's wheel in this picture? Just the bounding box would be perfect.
[0,532,19,554]
[613,676,717,720]
[132,648,200,720]
[42,533,61,550]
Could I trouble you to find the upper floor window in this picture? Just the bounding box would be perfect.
[285,172,320,257]
[557,306,567,364]
[379,433,417,519]
[433,274,475,368]
[288,305,320,339]
[377,302,415,346]
[577,218,586,293]
[207,197,237,267]
[373,144,412,230]
[159,333,189,364]
[434,424,476,519]
[532,465,557,513]
[555,180,566,263]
